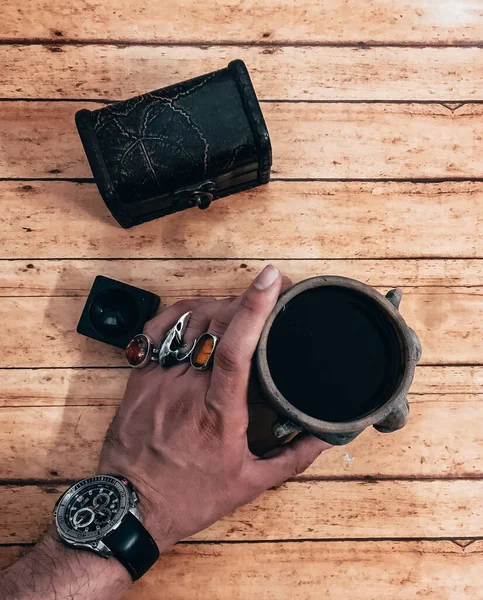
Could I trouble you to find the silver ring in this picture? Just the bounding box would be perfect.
[125,311,195,369]
[190,333,219,371]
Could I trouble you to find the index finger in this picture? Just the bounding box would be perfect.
[209,265,282,404]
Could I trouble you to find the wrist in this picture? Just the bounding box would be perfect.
[97,466,179,551]
[43,528,132,587]
[2,528,131,600]
[131,478,179,551]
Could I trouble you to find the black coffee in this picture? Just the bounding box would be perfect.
[266,286,402,422]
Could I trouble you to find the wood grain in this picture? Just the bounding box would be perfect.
[123,541,483,600]
[0,406,115,480]
[1,181,482,260]
[0,366,481,480]
[1,366,480,408]
[3,0,483,43]
[3,481,483,544]
[265,399,483,479]
[0,486,66,543]
[0,369,128,407]
[2,259,483,297]
[2,541,480,598]
[2,102,483,179]
[3,45,483,101]
[2,541,479,598]
[1,397,483,480]
[0,546,25,569]
[1,0,483,594]
[1,287,481,367]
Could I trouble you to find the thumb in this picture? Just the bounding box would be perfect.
[249,434,332,490]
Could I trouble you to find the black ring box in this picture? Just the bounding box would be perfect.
[75,60,272,228]
[77,276,160,349]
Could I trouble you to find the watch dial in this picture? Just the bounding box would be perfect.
[55,476,129,542]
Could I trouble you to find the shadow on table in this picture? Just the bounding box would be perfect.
[247,377,284,457]
[40,263,125,487]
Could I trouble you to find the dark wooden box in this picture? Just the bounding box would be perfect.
[75,60,272,228]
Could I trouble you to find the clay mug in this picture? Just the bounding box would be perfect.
[255,276,422,446]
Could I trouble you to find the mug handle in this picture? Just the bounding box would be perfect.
[385,287,403,309]
[374,288,416,433]
[272,419,303,439]
[373,396,410,433]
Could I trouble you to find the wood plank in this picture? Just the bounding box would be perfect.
[0,546,25,569]
[131,480,483,541]
[1,288,481,367]
[0,406,116,480]
[128,541,483,600]
[249,385,483,473]
[0,486,67,544]
[1,366,480,408]
[1,397,483,480]
[286,400,483,479]
[2,102,483,179]
[412,366,483,395]
[3,45,483,101]
[3,0,483,44]
[0,541,477,598]
[0,369,128,407]
[2,259,483,297]
[1,181,482,260]
[3,481,483,543]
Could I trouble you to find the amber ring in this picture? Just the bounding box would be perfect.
[125,333,158,368]
[190,333,219,371]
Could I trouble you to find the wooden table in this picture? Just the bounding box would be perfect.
[1,1,483,598]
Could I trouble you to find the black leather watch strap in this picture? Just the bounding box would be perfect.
[103,511,159,581]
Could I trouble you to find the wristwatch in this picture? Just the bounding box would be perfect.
[54,475,159,581]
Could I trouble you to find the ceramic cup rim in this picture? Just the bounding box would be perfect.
[255,275,417,434]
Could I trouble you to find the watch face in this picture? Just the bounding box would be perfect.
[55,476,130,543]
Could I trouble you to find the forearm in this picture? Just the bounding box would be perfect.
[1,528,131,600]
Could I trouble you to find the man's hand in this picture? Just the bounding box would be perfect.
[99,265,331,550]
[1,266,331,600]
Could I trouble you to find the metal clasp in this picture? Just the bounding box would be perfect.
[173,180,216,210]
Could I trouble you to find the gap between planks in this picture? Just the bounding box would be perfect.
[0,100,481,105]
[3,40,483,48]
[2,476,483,487]
[0,538,480,547]
[4,178,483,183]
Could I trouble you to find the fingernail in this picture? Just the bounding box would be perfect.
[253,265,280,290]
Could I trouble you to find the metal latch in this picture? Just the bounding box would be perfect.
[173,180,216,210]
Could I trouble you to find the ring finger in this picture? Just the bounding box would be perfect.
[178,297,236,376]
[183,296,244,379]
